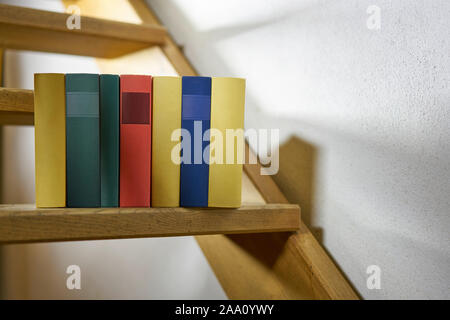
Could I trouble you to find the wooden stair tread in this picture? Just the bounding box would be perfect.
[0,87,34,125]
[0,4,167,58]
[0,204,300,244]
[0,88,33,113]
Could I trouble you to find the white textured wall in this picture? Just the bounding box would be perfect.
[147,0,450,299]
[0,0,226,300]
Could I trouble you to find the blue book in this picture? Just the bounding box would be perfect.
[180,76,211,207]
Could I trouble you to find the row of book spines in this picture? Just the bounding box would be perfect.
[34,74,245,208]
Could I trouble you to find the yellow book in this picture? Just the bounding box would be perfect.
[208,77,246,207]
[34,73,66,207]
[151,77,182,207]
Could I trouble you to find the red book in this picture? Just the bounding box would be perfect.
[120,75,152,207]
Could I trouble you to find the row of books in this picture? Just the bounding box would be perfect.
[34,74,245,208]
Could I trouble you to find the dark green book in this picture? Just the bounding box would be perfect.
[100,75,119,207]
[66,74,100,207]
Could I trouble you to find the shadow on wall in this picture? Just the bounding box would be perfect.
[273,136,321,241]
[225,232,316,299]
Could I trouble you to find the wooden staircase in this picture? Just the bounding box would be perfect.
[0,0,358,300]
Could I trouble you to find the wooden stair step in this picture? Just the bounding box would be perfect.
[0,204,300,244]
[0,4,167,58]
[0,87,34,125]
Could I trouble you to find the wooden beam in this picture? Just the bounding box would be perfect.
[0,204,300,244]
[0,4,167,58]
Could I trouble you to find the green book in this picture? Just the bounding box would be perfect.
[66,74,100,207]
[100,75,119,207]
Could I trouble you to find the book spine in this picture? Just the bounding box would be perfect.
[208,78,246,207]
[34,73,66,207]
[65,74,100,207]
[151,77,181,207]
[120,75,152,207]
[100,75,119,207]
[180,76,211,207]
